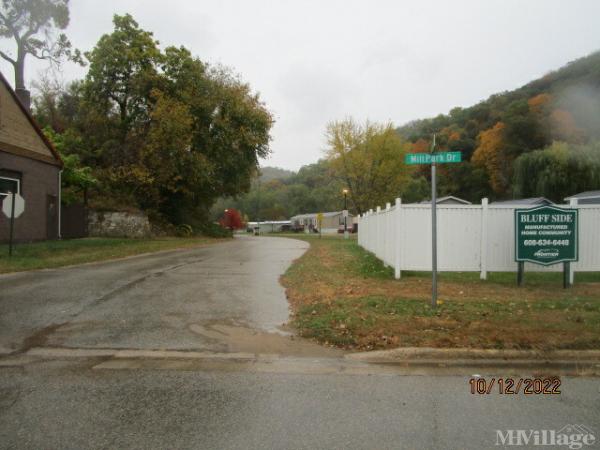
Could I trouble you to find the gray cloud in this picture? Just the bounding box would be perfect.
[1,0,600,169]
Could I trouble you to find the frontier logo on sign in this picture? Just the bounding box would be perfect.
[495,425,595,448]
[534,248,560,259]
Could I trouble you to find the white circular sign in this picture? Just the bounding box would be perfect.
[2,193,25,219]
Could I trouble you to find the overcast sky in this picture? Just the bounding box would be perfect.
[2,0,600,170]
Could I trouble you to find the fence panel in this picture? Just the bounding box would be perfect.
[357,199,600,276]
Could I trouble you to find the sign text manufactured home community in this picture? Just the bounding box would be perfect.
[515,206,578,266]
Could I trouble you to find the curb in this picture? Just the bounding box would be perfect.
[345,347,600,369]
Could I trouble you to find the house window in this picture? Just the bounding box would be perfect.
[0,170,21,200]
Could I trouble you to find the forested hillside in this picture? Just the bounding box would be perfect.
[397,50,600,202]
[211,160,345,221]
[215,51,600,222]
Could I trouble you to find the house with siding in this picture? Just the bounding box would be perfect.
[565,191,600,205]
[290,211,354,234]
[0,71,63,242]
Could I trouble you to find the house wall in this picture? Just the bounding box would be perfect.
[0,151,59,242]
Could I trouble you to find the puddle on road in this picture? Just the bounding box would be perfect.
[188,322,342,357]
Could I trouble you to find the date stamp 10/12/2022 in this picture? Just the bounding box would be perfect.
[469,377,561,395]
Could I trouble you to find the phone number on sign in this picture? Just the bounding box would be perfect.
[469,377,561,395]
[523,239,570,246]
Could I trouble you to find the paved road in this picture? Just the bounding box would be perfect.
[0,235,331,356]
[1,236,599,449]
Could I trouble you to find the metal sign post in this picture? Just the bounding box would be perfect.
[405,135,463,309]
[431,171,437,305]
[9,192,15,257]
[2,191,25,257]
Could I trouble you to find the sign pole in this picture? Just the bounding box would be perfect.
[404,140,461,309]
[431,134,437,309]
[517,261,524,286]
[8,191,15,257]
[563,262,570,289]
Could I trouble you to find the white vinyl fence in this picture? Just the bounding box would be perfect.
[358,198,600,279]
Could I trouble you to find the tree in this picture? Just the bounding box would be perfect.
[83,14,161,146]
[43,126,96,204]
[325,118,411,214]
[58,14,273,225]
[0,0,80,90]
[471,122,511,195]
[220,208,244,230]
[513,141,600,201]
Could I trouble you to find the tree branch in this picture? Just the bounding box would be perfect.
[0,49,16,65]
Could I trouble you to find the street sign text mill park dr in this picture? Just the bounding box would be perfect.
[405,151,462,165]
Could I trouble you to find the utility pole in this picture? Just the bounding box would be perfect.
[431,134,437,308]
[256,179,261,236]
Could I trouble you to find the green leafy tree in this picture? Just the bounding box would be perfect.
[513,141,600,202]
[62,14,273,225]
[325,118,411,214]
[43,126,96,204]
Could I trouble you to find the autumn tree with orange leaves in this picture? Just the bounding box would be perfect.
[471,122,511,194]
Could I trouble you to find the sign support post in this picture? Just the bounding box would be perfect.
[2,191,25,256]
[430,135,438,308]
[8,191,15,257]
[405,135,462,310]
[517,261,524,286]
[563,262,570,289]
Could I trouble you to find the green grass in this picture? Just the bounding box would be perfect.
[401,270,600,286]
[281,235,600,350]
[0,236,223,273]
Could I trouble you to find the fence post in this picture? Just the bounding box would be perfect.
[358,214,362,246]
[369,209,374,251]
[480,197,489,280]
[569,198,578,284]
[376,206,382,259]
[394,198,402,279]
[384,203,391,267]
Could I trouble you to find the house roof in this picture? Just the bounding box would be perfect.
[491,197,554,205]
[0,71,62,168]
[564,190,600,200]
[248,221,291,225]
[290,211,352,220]
[418,195,472,205]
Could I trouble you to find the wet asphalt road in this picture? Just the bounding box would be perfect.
[0,236,313,354]
[0,236,599,449]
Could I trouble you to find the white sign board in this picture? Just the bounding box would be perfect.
[2,193,25,219]
[343,210,349,218]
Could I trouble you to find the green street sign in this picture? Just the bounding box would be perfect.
[515,206,578,266]
[405,152,462,165]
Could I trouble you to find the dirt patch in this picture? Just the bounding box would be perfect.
[188,322,343,357]
[20,323,65,353]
